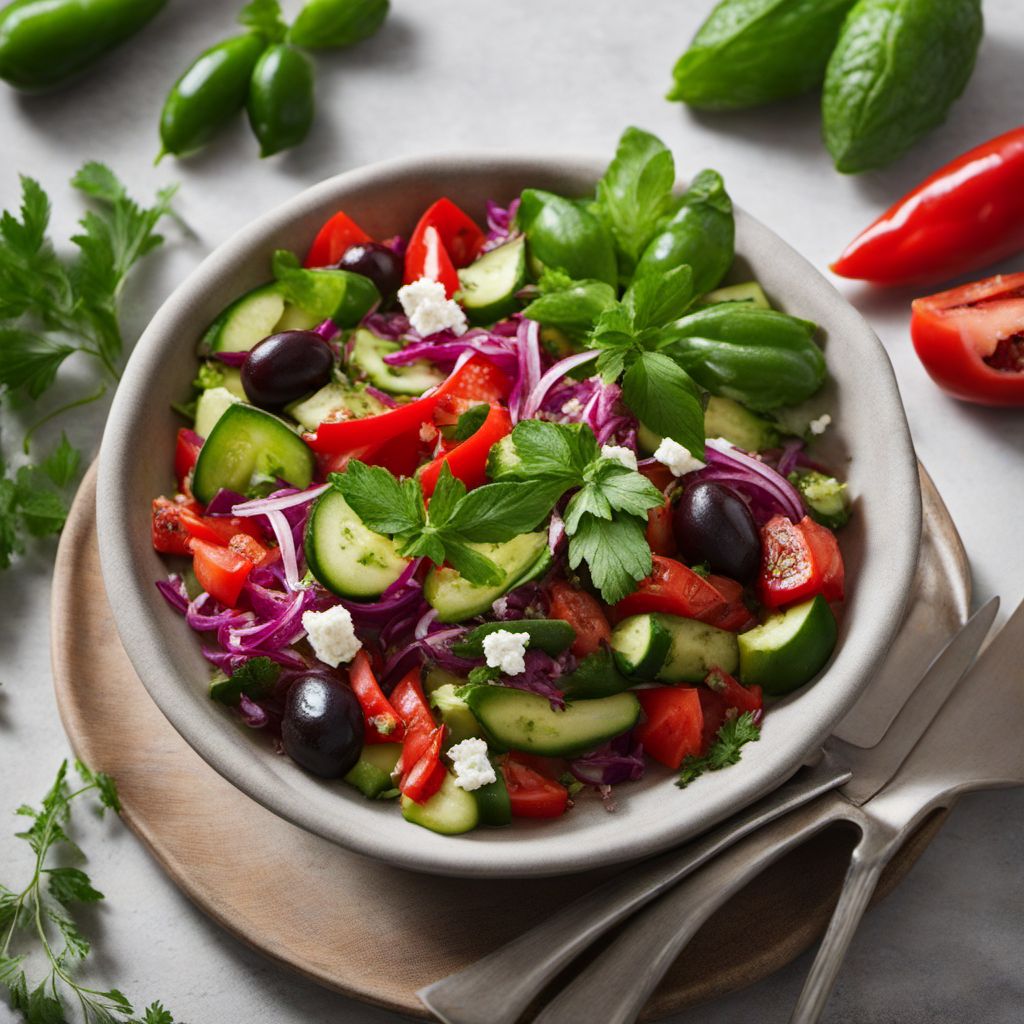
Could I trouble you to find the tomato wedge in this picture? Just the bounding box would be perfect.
[190,537,257,607]
[613,556,727,623]
[759,515,844,609]
[174,428,203,493]
[634,687,704,770]
[548,581,611,658]
[419,405,511,497]
[645,498,677,557]
[349,651,404,744]
[151,496,199,556]
[406,224,460,297]
[501,760,569,818]
[910,273,1024,406]
[405,198,485,276]
[304,210,370,268]
[703,574,757,633]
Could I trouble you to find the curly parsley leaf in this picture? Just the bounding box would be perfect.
[677,711,761,788]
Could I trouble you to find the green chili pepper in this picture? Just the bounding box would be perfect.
[247,44,315,157]
[822,0,983,173]
[667,0,856,110]
[517,190,618,289]
[288,0,389,49]
[662,305,826,411]
[633,170,735,296]
[0,0,165,91]
[159,33,268,159]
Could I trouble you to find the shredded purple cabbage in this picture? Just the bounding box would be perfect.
[482,198,521,251]
[497,649,572,710]
[212,350,247,368]
[362,310,411,340]
[569,733,646,786]
[508,318,543,422]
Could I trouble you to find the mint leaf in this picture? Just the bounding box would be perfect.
[487,419,594,486]
[426,462,468,528]
[568,513,652,605]
[330,463,425,536]
[624,263,695,330]
[621,351,705,456]
[447,480,561,543]
[521,273,617,336]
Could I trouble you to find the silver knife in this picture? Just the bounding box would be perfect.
[418,596,999,1024]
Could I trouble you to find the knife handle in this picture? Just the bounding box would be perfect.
[417,755,851,1024]
[531,794,864,1024]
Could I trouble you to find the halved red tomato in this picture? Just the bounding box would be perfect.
[174,428,202,493]
[634,687,704,770]
[548,581,611,658]
[179,507,263,547]
[613,556,727,623]
[759,515,844,609]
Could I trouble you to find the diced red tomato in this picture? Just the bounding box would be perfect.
[179,507,264,547]
[548,581,612,658]
[190,537,257,608]
[634,687,704,770]
[420,405,511,497]
[400,726,446,804]
[759,515,845,609]
[501,760,569,818]
[703,574,757,633]
[697,688,728,754]
[645,498,676,557]
[704,667,762,715]
[304,210,370,268]
[349,651,405,744]
[613,556,728,623]
[227,533,273,569]
[639,461,675,491]
[151,496,199,556]
[174,428,202,493]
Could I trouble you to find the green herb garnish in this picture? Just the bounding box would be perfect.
[677,711,761,788]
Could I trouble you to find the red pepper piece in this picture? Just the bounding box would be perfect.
[349,651,405,744]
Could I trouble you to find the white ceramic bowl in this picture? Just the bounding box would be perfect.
[98,153,921,878]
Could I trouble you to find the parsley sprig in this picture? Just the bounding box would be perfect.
[676,711,761,788]
[488,420,663,603]
[0,761,175,1023]
[331,461,561,587]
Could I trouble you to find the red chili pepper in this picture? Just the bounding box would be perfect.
[404,198,485,297]
[419,405,511,497]
[910,273,1024,406]
[349,651,405,744]
[759,515,844,610]
[832,126,1024,287]
[634,687,704,770]
[400,726,446,804]
[304,210,370,268]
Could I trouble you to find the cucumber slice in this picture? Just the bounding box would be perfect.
[348,328,444,396]
[429,684,482,745]
[464,687,640,758]
[704,396,779,452]
[637,614,739,682]
[738,596,837,695]
[457,236,527,324]
[284,381,387,432]
[203,283,285,353]
[789,470,851,530]
[699,281,771,309]
[274,302,321,332]
[452,619,576,659]
[559,648,634,699]
[194,386,240,439]
[424,531,549,623]
[472,767,512,826]
[344,743,401,799]
[305,489,409,599]
[610,615,673,678]
[401,772,480,835]
[424,667,467,694]
[191,403,315,504]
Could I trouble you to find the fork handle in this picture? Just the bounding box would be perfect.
[532,793,864,1024]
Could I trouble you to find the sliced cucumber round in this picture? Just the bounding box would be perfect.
[699,281,771,310]
[610,614,672,678]
[655,614,740,683]
[191,403,315,504]
[401,772,480,835]
[463,687,640,758]
[284,382,387,432]
[194,386,240,440]
[457,235,527,324]
[348,328,444,396]
[305,489,409,599]
[203,283,286,354]
[738,596,837,695]
[452,619,576,659]
[343,743,402,799]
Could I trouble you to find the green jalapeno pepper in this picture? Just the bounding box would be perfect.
[0,0,165,91]
[246,43,315,158]
[288,0,389,49]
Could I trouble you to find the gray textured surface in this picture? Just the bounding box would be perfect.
[1,0,1022,1021]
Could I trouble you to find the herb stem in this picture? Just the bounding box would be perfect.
[22,385,107,454]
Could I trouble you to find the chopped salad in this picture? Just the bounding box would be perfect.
[152,127,850,835]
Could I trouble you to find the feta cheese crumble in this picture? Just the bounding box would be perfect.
[809,413,832,436]
[448,738,497,792]
[561,397,584,417]
[302,605,362,668]
[397,276,468,337]
[600,444,638,471]
[654,437,706,477]
[482,629,529,676]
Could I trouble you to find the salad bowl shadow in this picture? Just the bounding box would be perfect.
[97,153,921,878]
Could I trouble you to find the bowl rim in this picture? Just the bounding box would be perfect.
[97,150,922,878]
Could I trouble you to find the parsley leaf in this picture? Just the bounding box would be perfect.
[677,711,761,788]
[210,656,281,706]
[330,461,425,536]
[39,434,79,488]
[568,514,653,605]
[0,761,174,1022]
[621,351,705,457]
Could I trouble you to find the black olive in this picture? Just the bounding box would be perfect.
[241,330,334,409]
[281,675,364,778]
[673,481,761,582]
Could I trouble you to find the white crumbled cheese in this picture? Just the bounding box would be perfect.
[809,413,832,436]
[482,629,529,676]
[448,738,497,792]
[600,444,639,471]
[654,437,706,477]
[302,605,362,668]
[419,420,438,443]
[561,397,584,417]
[397,276,468,337]
[369,712,398,736]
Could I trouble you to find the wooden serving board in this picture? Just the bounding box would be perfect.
[51,465,962,1021]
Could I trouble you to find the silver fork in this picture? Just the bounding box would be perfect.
[529,594,1015,1024]
[417,597,998,1024]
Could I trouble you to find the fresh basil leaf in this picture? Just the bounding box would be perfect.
[330,462,425,536]
[621,351,706,456]
[822,0,983,173]
[668,0,857,109]
[595,127,678,275]
[272,249,380,326]
[568,513,652,605]
[661,304,826,411]
[517,189,618,287]
[521,275,617,336]
[634,170,735,297]
[624,264,695,331]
